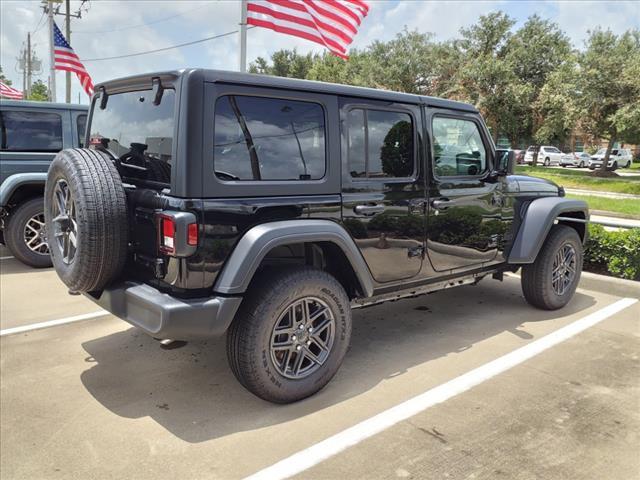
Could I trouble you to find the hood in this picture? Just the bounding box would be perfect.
[510,175,560,195]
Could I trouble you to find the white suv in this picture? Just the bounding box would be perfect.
[524,146,563,166]
[589,148,633,170]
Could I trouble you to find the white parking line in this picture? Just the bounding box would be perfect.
[0,256,15,260]
[245,297,638,480]
[0,310,109,337]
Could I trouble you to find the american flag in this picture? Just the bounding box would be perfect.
[247,0,369,59]
[0,82,23,100]
[54,22,94,97]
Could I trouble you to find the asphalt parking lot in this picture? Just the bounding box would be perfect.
[1,246,639,480]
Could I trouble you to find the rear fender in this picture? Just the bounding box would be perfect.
[213,220,375,297]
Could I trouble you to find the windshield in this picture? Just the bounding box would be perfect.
[89,88,175,187]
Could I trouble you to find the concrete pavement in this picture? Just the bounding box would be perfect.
[1,254,639,479]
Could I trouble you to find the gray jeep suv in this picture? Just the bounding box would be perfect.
[0,100,87,267]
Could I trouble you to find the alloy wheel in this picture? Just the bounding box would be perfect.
[270,297,336,380]
[51,179,78,264]
[551,243,577,296]
[23,212,49,256]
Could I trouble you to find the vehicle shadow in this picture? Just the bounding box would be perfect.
[80,279,597,443]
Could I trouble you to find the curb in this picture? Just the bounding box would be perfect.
[578,271,640,298]
[506,271,640,298]
[591,210,640,221]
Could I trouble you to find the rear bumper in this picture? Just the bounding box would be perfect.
[85,282,243,340]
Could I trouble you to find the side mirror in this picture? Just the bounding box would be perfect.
[495,149,516,175]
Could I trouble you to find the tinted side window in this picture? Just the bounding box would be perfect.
[432,117,487,177]
[214,95,326,181]
[348,108,414,178]
[77,114,87,147]
[0,111,63,152]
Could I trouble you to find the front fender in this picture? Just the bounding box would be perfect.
[0,173,47,207]
[508,197,589,264]
[213,220,375,297]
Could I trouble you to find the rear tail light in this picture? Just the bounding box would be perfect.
[187,223,198,246]
[159,215,176,255]
[157,213,199,256]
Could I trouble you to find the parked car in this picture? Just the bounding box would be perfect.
[588,148,633,170]
[513,149,525,164]
[44,70,588,403]
[0,100,88,267]
[560,151,590,168]
[524,145,564,166]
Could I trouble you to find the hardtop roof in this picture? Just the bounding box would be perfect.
[0,99,88,111]
[96,68,479,113]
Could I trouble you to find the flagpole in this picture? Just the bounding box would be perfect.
[239,0,247,73]
[48,0,56,102]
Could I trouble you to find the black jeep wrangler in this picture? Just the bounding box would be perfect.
[45,70,588,403]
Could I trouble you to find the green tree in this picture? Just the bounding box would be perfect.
[454,12,530,143]
[578,29,640,173]
[504,15,574,162]
[0,66,12,85]
[27,80,49,101]
[248,49,318,78]
[533,60,581,149]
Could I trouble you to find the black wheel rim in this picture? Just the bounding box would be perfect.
[51,179,78,265]
[552,243,577,296]
[23,212,49,256]
[270,297,336,380]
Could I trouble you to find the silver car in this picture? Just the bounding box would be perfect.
[589,148,633,170]
[560,151,590,168]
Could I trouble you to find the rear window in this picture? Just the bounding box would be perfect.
[0,110,63,152]
[214,95,326,181]
[89,89,175,186]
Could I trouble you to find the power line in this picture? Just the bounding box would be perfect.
[82,26,255,62]
[73,4,210,34]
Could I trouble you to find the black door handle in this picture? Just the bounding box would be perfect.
[431,199,452,210]
[354,204,384,215]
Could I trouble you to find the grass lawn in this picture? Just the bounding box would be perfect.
[566,193,640,218]
[516,165,640,195]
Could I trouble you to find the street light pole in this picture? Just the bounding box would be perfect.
[239,0,247,73]
[48,0,56,102]
[65,0,71,103]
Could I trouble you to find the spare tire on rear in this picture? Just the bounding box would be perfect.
[44,148,128,292]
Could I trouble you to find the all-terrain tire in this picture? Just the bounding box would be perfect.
[227,266,352,403]
[544,157,551,166]
[521,224,583,310]
[4,197,52,268]
[44,148,128,292]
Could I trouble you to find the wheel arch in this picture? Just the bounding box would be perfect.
[213,220,375,298]
[0,173,47,209]
[508,197,589,264]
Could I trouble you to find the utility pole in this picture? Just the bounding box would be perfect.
[65,0,71,103]
[239,0,247,73]
[27,33,32,97]
[48,0,56,102]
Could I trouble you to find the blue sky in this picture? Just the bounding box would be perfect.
[1,1,639,103]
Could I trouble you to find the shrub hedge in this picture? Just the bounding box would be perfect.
[584,224,640,281]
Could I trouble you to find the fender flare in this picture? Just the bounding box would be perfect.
[508,197,589,264]
[0,173,47,207]
[213,220,375,297]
